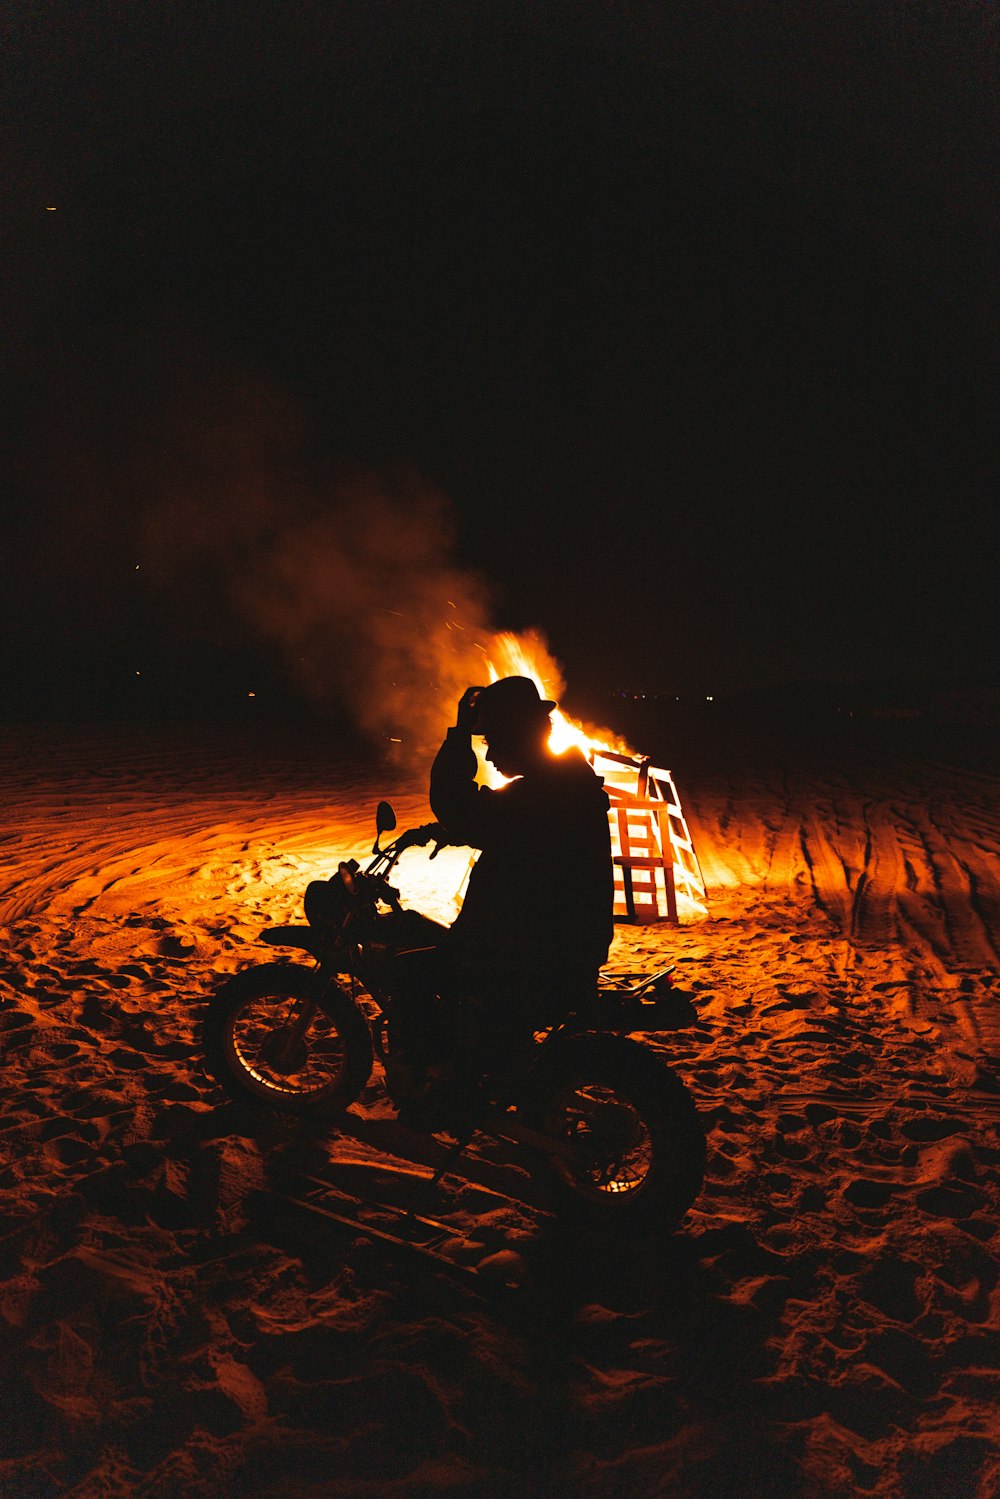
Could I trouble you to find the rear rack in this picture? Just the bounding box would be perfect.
[599,965,676,999]
[594,968,699,1031]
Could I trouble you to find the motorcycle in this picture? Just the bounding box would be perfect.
[203,801,706,1226]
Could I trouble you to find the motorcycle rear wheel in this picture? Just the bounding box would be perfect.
[519,1034,705,1226]
[203,962,373,1118]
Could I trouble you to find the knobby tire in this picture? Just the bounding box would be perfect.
[202,961,373,1118]
[520,1032,706,1226]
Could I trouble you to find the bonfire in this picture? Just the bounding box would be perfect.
[476,632,707,924]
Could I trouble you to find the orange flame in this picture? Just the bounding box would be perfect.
[477,629,631,783]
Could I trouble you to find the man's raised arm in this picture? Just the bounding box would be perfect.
[430,687,497,848]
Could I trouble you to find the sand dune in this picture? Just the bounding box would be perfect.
[1,723,997,1497]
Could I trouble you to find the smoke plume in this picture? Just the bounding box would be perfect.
[139,364,567,757]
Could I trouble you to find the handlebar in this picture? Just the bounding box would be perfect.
[364,821,448,877]
[321,814,451,925]
[396,821,443,853]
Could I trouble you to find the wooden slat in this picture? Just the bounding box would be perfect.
[590,748,706,923]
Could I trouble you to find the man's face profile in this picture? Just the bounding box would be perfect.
[482,713,551,779]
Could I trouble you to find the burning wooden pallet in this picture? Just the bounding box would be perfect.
[589,750,707,924]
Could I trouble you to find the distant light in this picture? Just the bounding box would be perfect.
[135,564,140,571]
[248,692,256,698]
[389,737,402,743]
[45,206,57,212]
[135,671,141,676]
[706,695,714,702]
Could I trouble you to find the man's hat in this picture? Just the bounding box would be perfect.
[473,676,556,733]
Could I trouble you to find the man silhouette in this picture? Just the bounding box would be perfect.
[430,676,614,1060]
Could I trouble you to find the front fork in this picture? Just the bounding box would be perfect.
[262,989,318,1072]
[270,954,349,1057]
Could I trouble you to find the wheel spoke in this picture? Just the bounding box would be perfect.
[230,992,347,1097]
[544,1083,655,1200]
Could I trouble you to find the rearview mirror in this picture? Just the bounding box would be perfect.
[375,800,397,834]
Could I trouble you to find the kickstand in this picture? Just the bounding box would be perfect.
[405,1129,473,1221]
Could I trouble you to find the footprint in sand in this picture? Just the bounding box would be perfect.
[863,1327,937,1398]
[900,1116,966,1141]
[857,1254,924,1321]
[0,1009,33,1033]
[79,994,116,1029]
[106,1047,149,1072]
[44,1135,94,1167]
[843,1178,897,1209]
[804,1103,837,1126]
[916,1183,985,1219]
[60,1085,127,1116]
[156,934,196,957]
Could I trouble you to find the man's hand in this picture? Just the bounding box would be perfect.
[455,685,486,733]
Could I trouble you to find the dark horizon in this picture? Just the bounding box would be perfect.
[2,3,996,724]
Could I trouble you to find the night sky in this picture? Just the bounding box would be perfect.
[2,2,996,719]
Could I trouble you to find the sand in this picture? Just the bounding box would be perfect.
[1,721,997,1498]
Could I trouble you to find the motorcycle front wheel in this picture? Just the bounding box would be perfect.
[519,1034,705,1226]
[202,962,373,1118]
